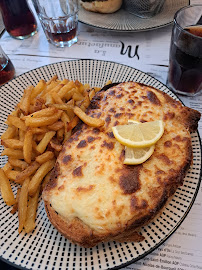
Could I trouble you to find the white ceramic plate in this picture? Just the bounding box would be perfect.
[78,0,189,31]
[0,59,201,270]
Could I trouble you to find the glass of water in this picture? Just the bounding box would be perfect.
[32,0,78,47]
[123,0,165,18]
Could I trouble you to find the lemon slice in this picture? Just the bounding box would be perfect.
[124,144,155,165]
[112,120,164,147]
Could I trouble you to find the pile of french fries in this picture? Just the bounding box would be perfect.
[0,75,109,234]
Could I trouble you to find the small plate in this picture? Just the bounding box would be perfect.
[0,59,201,270]
[79,0,189,31]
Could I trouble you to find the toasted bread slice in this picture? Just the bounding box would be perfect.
[43,82,201,247]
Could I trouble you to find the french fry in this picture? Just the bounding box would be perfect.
[34,134,45,142]
[11,188,21,214]
[72,92,84,102]
[58,80,75,98]
[31,80,46,101]
[64,88,76,101]
[64,130,71,143]
[0,76,106,234]
[66,98,74,106]
[46,75,58,85]
[7,115,27,131]
[5,170,20,181]
[60,79,69,85]
[40,81,59,99]
[32,97,45,112]
[74,106,105,127]
[66,116,79,132]
[19,129,25,142]
[31,127,48,134]
[45,93,54,105]
[23,106,57,119]
[57,128,64,142]
[25,110,62,127]
[11,108,20,117]
[23,129,33,164]
[49,103,74,111]
[1,148,24,159]
[61,112,71,142]
[78,85,85,94]
[61,111,70,123]
[75,80,84,93]
[48,83,63,95]
[8,158,28,170]
[2,162,12,174]
[36,131,56,153]
[65,109,75,121]
[24,188,40,233]
[47,121,64,131]
[50,104,75,120]
[94,87,101,93]
[28,159,55,196]
[84,83,90,90]
[105,80,112,85]
[51,91,64,104]
[0,168,15,206]
[29,105,35,114]
[49,140,63,152]
[19,86,33,115]
[81,95,90,109]
[18,177,30,233]
[49,82,63,94]
[32,140,38,153]
[78,104,86,112]
[35,151,54,164]
[47,79,59,89]
[2,139,24,149]
[1,126,17,140]
[89,89,96,101]
[15,161,40,184]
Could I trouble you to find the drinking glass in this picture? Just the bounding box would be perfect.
[32,0,79,48]
[0,45,15,86]
[123,0,165,18]
[167,5,202,96]
[0,0,37,39]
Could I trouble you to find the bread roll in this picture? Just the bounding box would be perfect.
[80,0,122,14]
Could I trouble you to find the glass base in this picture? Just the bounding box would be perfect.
[48,36,78,48]
[10,29,37,40]
[123,1,165,18]
[167,80,202,97]
[126,10,160,18]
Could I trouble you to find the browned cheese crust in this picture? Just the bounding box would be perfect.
[43,82,201,247]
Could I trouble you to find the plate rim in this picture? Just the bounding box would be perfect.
[0,58,201,270]
[78,0,190,32]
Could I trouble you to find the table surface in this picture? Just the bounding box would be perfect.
[0,0,201,270]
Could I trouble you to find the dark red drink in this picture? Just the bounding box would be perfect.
[42,19,78,47]
[46,26,77,44]
[0,58,15,86]
[0,0,37,39]
[168,25,202,95]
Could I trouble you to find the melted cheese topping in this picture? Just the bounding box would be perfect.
[49,138,135,232]
[44,82,192,234]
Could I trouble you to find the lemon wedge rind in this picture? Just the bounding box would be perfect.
[124,144,155,165]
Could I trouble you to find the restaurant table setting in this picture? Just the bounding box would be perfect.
[0,0,201,269]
